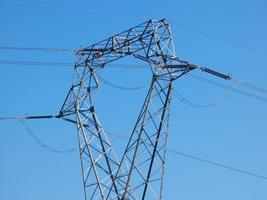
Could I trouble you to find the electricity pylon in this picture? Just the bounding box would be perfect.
[3,18,231,200]
[55,19,230,200]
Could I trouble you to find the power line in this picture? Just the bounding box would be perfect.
[1,58,267,104]
[0,46,75,52]
[168,149,267,181]
[233,79,267,94]
[170,21,267,57]
[97,73,148,90]
[188,74,267,104]
[0,116,19,120]
[18,119,76,154]
[0,60,73,66]
[0,2,146,20]
[173,89,216,108]
[0,59,146,69]
[0,3,266,57]
[107,131,267,181]
[1,115,266,181]
[0,14,265,198]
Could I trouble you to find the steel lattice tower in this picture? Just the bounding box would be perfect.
[8,18,230,200]
[59,19,196,200]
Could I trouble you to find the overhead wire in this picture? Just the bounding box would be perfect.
[0,3,265,57]
[0,15,263,56]
[0,58,267,105]
[0,46,75,52]
[106,130,267,181]
[1,112,266,180]
[18,119,76,154]
[0,59,147,69]
[0,4,266,188]
[0,116,20,120]
[232,78,267,94]
[167,149,267,180]
[187,74,267,104]
[0,2,146,20]
[0,59,266,104]
[97,73,149,90]
[169,20,267,57]
[0,60,73,66]
[173,89,216,108]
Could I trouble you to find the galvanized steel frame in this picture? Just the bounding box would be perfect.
[59,19,195,200]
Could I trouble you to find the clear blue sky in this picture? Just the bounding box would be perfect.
[0,0,267,200]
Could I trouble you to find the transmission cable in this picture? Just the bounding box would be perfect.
[107,131,267,181]
[0,2,146,20]
[188,74,267,103]
[0,59,267,104]
[0,59,146,69]
[173,89,216,108]
[1,115,266,180]
[18,119,76,154]
[232,78,267,94]
[0,60,73,66]
[0,3,265,57]
[169,20,267,57]
[97,73,148,90]
[0,46,75,52]
[0,5,265,57]
[168,149,267,180]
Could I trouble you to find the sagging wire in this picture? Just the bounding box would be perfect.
[104,130,267,181]
[197,66,267,97]
[169,20,267,57]
[1,115,267,180]
[0,60,73,67]
[188,74,267,104]
[0,60,149,70]
[18,119,76,154]
[167,150,267,181]
[232,78,267,94]
[97,73,148,91]
[0,46,76,52]
[0,116,20,120]
[173,89,216,108]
